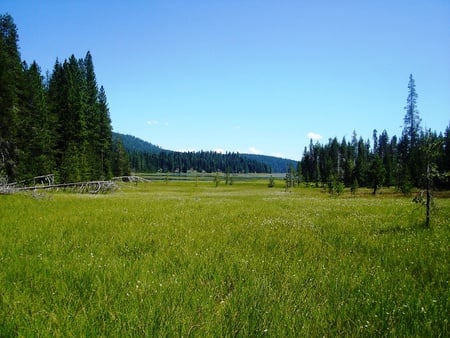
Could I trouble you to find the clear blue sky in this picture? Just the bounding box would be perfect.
[4,0,450,160]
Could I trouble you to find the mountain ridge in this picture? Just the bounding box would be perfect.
[113,132,297,173]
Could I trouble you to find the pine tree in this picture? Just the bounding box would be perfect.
[368,154,386,194]
[419,130,443,226]
[399,74,423,189]
[0,14,22,179]
[403,74,421,150]
[17,61,56,178]
[48,56,88,182]
[97,86,113,178]
[112,138,130,176]
[442,124,450,187]
[354,137,369,187]
[83,51,99,179]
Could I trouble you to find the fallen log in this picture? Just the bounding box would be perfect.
[11,180,118,194]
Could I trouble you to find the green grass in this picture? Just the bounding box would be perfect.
[0,180,449,336]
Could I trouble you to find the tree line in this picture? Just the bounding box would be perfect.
[114,133,277,174]
[0,14,129,184]
[298,75,450,192]
[127,150,271,174]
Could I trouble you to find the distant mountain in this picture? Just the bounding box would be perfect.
[113,132,296,173]
[112,132,168,154]
[242,154,298,173]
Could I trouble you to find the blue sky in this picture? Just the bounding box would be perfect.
[4,0,450,160]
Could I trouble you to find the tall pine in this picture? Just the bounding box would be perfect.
[16,61,56,178]
[399,74,422,189]
[83,51,102,179]
[48,56,87,182]
[0,14,22,180]
[97,86,113,179]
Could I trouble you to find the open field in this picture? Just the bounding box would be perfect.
[1,180,449,336]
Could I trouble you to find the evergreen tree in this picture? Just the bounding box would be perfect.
[399,74,422,188]
[48,56,88,182]
[97,86,113,179]
[0,14,22,179]
[368,154,386,194]
[439,123,450,188]
[16,61,56,178]
[0,14,114,184]
[403,74,421,150]
[354,137,369,187]
[83,51,102,179]
[112,138,130,176]
[378,130,394,186]
[388,135,399,187]
[419,130,443,226]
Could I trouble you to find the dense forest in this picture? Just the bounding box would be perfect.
[298,75,450,191]
[127,148,271,174]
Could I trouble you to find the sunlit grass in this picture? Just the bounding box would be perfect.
[0,180,449,336]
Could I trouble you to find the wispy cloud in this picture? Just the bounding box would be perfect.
[147,120,168,126]
[248,146,262,155]
[272,152,284,158]
[214,148,225,154]
[307,132,322,141]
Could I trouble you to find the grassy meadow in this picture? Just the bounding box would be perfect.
[0,179,449,336]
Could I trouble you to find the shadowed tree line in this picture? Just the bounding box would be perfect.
[127,149,271,174]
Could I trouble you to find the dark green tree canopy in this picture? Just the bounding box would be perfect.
[0,14,116,183]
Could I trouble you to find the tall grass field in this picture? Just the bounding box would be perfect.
[1,180,449,336]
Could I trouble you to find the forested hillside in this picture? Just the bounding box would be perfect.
[0,14,129,183]
[113,133,167,154]
[242,153,297,173]
[126,147,271,174]
[114,132,293,173]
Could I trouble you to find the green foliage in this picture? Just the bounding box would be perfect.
[368,154,386,194]
[48,53,113,182]
[214,172,220,187]
[328,175,345,196]
[268,175,275,188]
[112,138,130,177]
[350,178,359,195]
[225,169,231,185]
[284,164,296,191]
[0,182,449,336]
[0,14,22,178]
[0,14,115,183]
[126,148,271,174]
